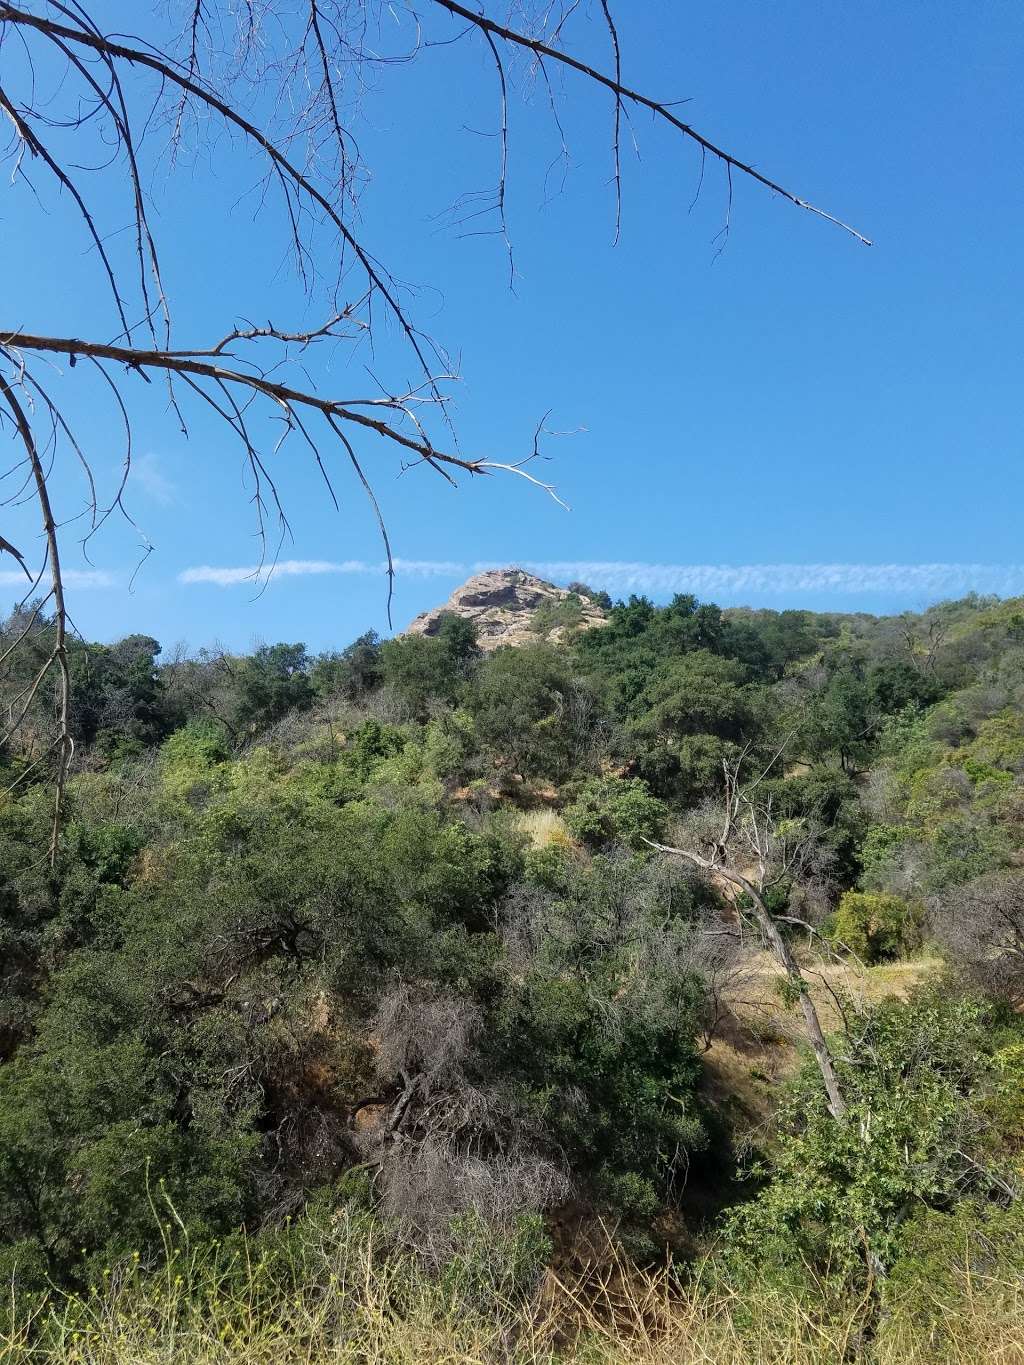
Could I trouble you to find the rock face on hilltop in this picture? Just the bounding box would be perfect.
[403,568,609,651]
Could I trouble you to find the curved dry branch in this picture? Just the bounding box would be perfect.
[0,82,133,336]
[0,329,505,479]
[0,374,72,866]
[643,743,849,1121]
[429,0,872,246]
[597,0,623,244]
[0,1,452,410]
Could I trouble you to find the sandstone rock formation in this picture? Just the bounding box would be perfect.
[403,568,608,651]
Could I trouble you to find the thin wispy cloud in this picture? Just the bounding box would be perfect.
[179,559,464,588]
[178,558,1024,600]
[0,568,115,589]
[391,560,468,577]
[519,563,1024,599]
[132,453,178,507]
[181,560,362,587]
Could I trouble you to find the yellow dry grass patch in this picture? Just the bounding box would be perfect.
[516,808,573,849]
[701,952,942,1134]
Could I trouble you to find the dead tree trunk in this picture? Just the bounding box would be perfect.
[711,863,846,1120]
[645,763,848,1121]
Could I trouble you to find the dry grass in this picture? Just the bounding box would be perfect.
[701,951,942,1134]
[730,947,942,1033]
[4,1237,1022,1365]
[879,1270,1024,1365]
[516,808,573,850]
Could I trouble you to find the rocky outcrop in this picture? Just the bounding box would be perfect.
[403,568,608,651]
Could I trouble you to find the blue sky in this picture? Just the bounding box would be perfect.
[3,1,1022,653]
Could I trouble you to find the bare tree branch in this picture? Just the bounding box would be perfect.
[0,0,870,846]
[429,0,872,246]
[0,329,553,489]
[0,374,72,866]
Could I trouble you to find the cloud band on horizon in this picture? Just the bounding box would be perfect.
[0,569,115,590]
[179,559,1024,599]
[179,559,465,588]
[519,562,1024,598]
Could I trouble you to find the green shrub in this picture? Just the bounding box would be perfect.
[827,890,918,962]
[723,991,1024,1291]
[562,775,667,849]
[492,854,708,1211]
[859,822,917,890]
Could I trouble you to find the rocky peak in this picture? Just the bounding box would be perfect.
[403,567,608,651]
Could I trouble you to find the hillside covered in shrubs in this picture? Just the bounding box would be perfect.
[2,583,1023,1361]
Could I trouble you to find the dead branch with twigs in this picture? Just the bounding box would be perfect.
[0,0,868,856]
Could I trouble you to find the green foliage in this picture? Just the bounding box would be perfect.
[0,703,711,1281]
[491,854,708,1213]
[962,708,1024,773]
[859,822,917,890]
[924,816,1014,890]
[70,634,171,754]
[464,643,590,781]
[884,1199,1024,1352]
[798,665,876,770]
[867,660,941,715]
[529,592,585,636]
[0,776,528,1277]
[636,650,752,742]
[766,766,868,887]
[626,650,762,800]
[232,642,314,734]
[562,775,667,849]
[310,630,383,700]
[723,990,1024,1289]
[6,584,1024,1333]
[379,615,479,716]
[723,607,824,677]
[436,1210,551,1307]
[827,891,918,963]
[573,592,780,729]
[566,579,612,610]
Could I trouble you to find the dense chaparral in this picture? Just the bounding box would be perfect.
[1,577,1023,1360]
